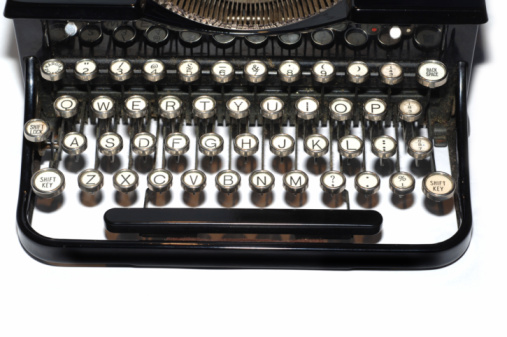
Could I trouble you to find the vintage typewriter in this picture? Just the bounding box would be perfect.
[5,0,488,269]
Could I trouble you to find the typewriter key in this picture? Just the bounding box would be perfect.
[199,133,224,157]
[338,135,364,159]
[62,132,87,155]
[135,20,152,31]
[364,98,387,122]
[379,63,403,85]
[159,96,182,119]
[296,97,319,120]
[181,169,206,193]
[109,59,133,82]
[347,61,369,84]
[211,60,235,84]
[165,133,190,156]
[78,169,104,194]
[417,60,448,88]
[283,170,309,194]
[389,172,415,196]
[147,169,173,193]
[125,96,149,119]
[234,133,259,157]
[145,26,169,47]
[278,33,302,48]
[112,25,137,47]
[142,59,166,82]
[422,172,456,202]
[261,97,284,120]
[378,26,402,47]
[193,96,216,119]
[244,60,268,84]
[54,95,79,118]
[320,171,346,194]
[31,168,65,199]
[213,34,236,47]
[132,132,156,156]
[227,96,250,119]
[355,171,381,195]
[372,135,397,159]
[399,99,422,122]
[99,132,123,157]
[249,170,275,194]
[216,170,241,194]
[312,60,335,84]
[408,137,433,161]
[78,25,103,47]
[74,59,98,82]
[329,98,353,121]
[278,60,301,83]
[102,21,121,35]
[311,29,335,48]
[113,169,139,193]
[270,134,295,158]
[91,96,115,119]
[24,119,50,143]
[179,31,202,46]
[41,59,65,82]
[304,134,329,158]
[344,28,368,48]
[414,25,443,50]
[245,35,268,48]
[178,59,201,83]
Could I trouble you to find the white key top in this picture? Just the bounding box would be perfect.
[283,170,309,194]
[249,170,275,194]
[62,132,87,155]
[347,61,369,84]
[165,132,190,156]
[199,133,224,157]
[227,96,250,119]
[41,59,65,82]
[380,62,403,85]
[215,170,241,194]
[304,134,329,158]
[31,168,66,198]
[329,98,353,121]
[399,99,422,122]
[211,60,235,84]
[24,119,50,143]
[422,172,455,202]
[320,170,346,194]
[417,60,448,88]
[74,59,98,82]
[244,60,268,83]
[78,169,104,194]
[193,96,216,119]
[295,97,319,120]
[147,169,173,193]
[408,136,433,160]
[270,133,295,157]
[261,97,284,120]
[109,59,133,82]
[312,60,335,83]
[338,135,363,159]
[113,169,139,193]
[159,95,183,119]
[355,171,381,195]
[142,59,166,82]
[234,133,259,157]
[181,169,206,193]
[178,59,201,83]
[124,95,149,119]
[389,172,415,196]
[54,95,79,118]
[98,132,123,157]
[364,98,387,121]
[278,60,301,83]
[372,135,397,159]
[132,132,156,156]
[91,96,115,119]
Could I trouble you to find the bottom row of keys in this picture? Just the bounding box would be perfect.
[31,167,456,202]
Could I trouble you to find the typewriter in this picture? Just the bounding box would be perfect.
[4,0,488,269]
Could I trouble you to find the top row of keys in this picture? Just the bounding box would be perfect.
[41,59,449,89]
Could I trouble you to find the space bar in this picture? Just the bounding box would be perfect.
[104,208,382,236]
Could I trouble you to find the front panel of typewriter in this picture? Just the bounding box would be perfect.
[9,0,485,268]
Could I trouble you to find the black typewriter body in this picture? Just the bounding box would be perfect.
[5,0,488,269]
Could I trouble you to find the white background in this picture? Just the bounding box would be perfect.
[1,1,506,336]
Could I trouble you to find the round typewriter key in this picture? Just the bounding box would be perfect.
[414,25,443,50]
[329,98,353,121]
[78,169,104,194]
[296,97,319,120]
[142,59,166,82]
[423,172,456,202]
[113,169,139,193]
[234,133,259,157]
[199,133,224,157]
[347,61,369,84]
[48,23,69,43]
[283,170,309,194]
[304,134,329,158]
[216,170,241,194]
[64,22,79,37]
[213,34,236,47]
[54,95,79,118]
[245,35,268,48]
[109,59,133,82]
[135,20,152,31]
[380,62,403,85]
[62,132,87,155]
[31,168,65,199]
[270,133,295,158]
[344,28,368,48]
[378,26,402,47]
[181,169,206,193]
[355,171,381,195]
[78,25,103,47]
[41,59,65,82]
[312,60,335,84]
[399,99,422,122]
[74,59,98,82]
[249,170,275,194]
[417,60,448,88]
[261,97,284,120]
[147,169,173,193]
[227,96,250,119]
[112,25,137,47]
[178,59,201,83]
[102,21,121,34]
[278,33,302,48]
[372,135,397,159]
[211,60,235,84]
[244,60,268,84]
[338,135,364,159]
[165,132,190,156]
[408,136,433,160]
[179,31,202,46]
[132,132,156,156]
[193,96,216,119]
[364,98,387,122]
[320,170,346,194]
[159,95,182,119]
[125,95,149,119]
[145,26,169,47]
[98,132,123,157]
[91,96,115,119]
[389,172,415,197]
[311,29,335,48]
[24,119,50,143]
[278,60,301,83]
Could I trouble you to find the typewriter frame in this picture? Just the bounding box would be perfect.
[9,0,483,269]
